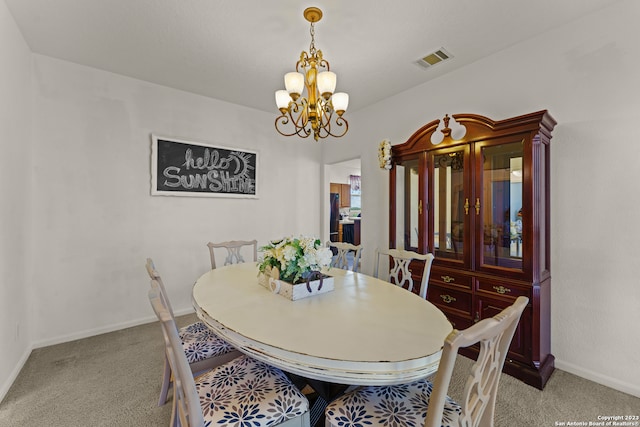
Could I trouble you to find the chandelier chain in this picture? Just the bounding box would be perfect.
[309,22,316,57]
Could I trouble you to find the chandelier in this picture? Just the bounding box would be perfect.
[275,7,349,141]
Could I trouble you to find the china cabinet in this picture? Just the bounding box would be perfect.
[389,110,556,389]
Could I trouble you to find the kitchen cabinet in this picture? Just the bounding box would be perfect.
[389,111,556,389]
[330,183,351,208]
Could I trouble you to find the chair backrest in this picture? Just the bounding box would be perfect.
[206,239,258,269]
[148,281,205,427]
[327,241,363,272]
[374,248,435,299]
[145,258,176,318]
[424,296,529,427]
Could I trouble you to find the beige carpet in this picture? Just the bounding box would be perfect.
[1,314,638,427]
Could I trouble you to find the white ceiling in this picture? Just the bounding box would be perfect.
[6,0,620,114]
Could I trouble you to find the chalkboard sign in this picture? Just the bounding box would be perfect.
[151,135,258,198]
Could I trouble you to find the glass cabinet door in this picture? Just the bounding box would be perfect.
[431,148,468,264]
[477,140,524,271]
[393,158,421,251]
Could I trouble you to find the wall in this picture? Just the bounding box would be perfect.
[325,0,640,397]
[328,162,361,185]
[0,0,32,399]
[28,55,323,346]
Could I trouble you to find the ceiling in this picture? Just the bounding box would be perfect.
[6,0,620,114]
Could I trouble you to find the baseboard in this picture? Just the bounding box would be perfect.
[2,307,197,403]
[32,307,195,349]
[0,343,33,404]
[555,359,640,398]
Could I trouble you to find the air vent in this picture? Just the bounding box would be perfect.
[416,48,453,69]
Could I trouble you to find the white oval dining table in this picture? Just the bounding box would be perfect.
[192,262,453,386]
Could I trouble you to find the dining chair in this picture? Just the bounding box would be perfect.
[145,258,240,406]
[325,296,529,427]
[373,248,435,299]
[148,281,311,427]
[206,239,258,269]
[327,241,363,272]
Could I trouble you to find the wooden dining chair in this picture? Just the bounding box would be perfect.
[148,281,311,427]
[206,239,258,269]
[145,258,240,406]
[373,248,435,299]
[327,241,363,273]
[325,296,528,427]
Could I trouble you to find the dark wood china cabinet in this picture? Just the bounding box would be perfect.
[389,111,556,389]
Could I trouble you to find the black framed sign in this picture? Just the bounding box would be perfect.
[151,135,258,198]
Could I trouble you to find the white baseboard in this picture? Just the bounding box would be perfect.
[555,359,640,398]
[1,307,197,404]
[0,344,33,404]
[32,307,195,349]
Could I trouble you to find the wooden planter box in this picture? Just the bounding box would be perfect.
[258,267,334,300]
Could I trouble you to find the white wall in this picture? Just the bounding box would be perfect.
[28,55,323,346]
[326,0,640,397]
[0,0,32,400]
[328,162,361,185]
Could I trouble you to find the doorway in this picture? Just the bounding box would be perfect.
[325,158,362,245]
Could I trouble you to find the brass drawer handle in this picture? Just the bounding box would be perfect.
[441,275,455,283]
[493,285,512,295]
[440,294,457,304]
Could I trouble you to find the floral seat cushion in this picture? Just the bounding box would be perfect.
[195,355,309,426]
[178,321,236,364]
[325,379,461,427]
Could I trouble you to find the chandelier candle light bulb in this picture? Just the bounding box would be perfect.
[274,7,349,141]
[317,71,336,98]
[284,72,304,99]
[331,92,349,115]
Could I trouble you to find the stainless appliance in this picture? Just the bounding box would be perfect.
[329,193,340,242]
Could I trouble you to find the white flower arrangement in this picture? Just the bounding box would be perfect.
[378,139,392,170]
[258,236,333,284]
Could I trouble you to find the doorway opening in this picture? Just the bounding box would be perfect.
[326,158,362,245]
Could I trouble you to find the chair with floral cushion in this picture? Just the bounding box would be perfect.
[145,258,241,406]
[148,281,311,427]
[327,241,363,273]
[207,239,258,269]
[324,296,529,427]
[374,248,434,299]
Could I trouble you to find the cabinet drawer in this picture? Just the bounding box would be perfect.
[430,268,472,290]
[476,278,531,300]
[427,284,472,316]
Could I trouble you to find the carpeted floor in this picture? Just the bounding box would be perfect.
[1,313,638,427]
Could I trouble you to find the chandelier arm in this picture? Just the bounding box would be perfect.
[318,58,330,71]
[275,100,313,139]
[275,114,313,139]
[275,114,299,137]
[314,106,332,139]
[297,52,310,71]
[329,116,349,138]
[293,99,310,135]
[319,112,349,139]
